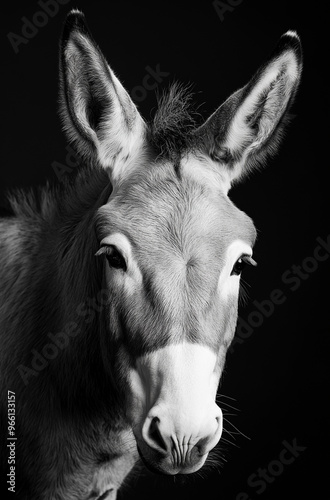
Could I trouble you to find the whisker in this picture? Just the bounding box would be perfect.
[222,429,239,439]
[217,393,238,401]
[216,393,241,413]
[219,403,241,413]
[203,447,227,475]
[220,437,240,448]
[239,278,251,306]
[223,418,251,441]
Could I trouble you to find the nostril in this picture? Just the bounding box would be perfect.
[189,442,201,459]
[216,414,222,429]
[196,411,223,456]
[147,417,168,453]
[216,410,223,433]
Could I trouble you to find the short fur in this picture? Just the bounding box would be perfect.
[0,10,302,499]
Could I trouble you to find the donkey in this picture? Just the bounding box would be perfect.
[0,9,302,500]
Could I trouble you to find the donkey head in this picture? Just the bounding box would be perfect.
[60,11,302,475]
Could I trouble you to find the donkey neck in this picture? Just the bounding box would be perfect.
[24,168,126,419]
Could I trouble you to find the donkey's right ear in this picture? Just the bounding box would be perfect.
[59,10,147,184]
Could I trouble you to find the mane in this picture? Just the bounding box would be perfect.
[4,165,110,222]
[148,82,201,160]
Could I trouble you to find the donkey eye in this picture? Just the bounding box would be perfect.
[96,245,127,271]
[231,258,246,276]
[105,246,127,271]
[231,255,257,276]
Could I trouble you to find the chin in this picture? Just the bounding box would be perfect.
[137,445,208,476]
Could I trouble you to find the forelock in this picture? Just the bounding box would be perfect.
[147,83,201,160]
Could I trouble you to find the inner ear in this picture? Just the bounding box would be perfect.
[245,67,292,140]
[86,85,109,132]
[59,10,147,183]
[246,87,270,131]
[194,31,302,186]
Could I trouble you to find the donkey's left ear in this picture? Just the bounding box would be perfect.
[59,10,147,184]
[195,31,302,186]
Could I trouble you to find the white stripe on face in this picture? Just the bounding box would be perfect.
[128,342,221,430]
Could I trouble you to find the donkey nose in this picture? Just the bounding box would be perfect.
[142,404,223,457]
[143,416,168,453]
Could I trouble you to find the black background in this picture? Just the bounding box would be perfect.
[1,1,329,499]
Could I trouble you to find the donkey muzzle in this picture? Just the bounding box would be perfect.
[139,404,222,474]
[129,343,223,475]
